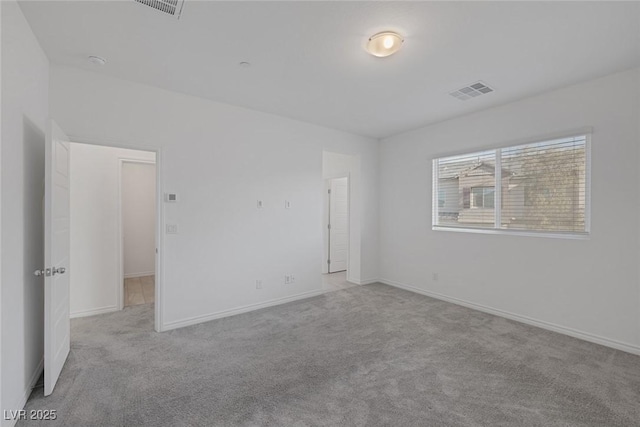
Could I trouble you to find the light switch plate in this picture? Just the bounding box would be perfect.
[166,224,178,234]
[165,193,178,203]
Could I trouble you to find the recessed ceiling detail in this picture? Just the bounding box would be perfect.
[134,0,184,19]
[449,82,494,101]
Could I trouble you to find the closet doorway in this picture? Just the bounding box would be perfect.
[120,160,157,309]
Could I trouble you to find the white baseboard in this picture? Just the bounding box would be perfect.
[349,277,379,285]
[124,271,155,279]
[2,357,44,427]
[379,278,640,356]
[70,305,119,319]
[162,289,326,331]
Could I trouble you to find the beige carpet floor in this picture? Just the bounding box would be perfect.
[20,283,640,426]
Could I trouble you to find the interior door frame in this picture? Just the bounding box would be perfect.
[322,175,350,275]
[67,136,165,333]
[117,158,157,312]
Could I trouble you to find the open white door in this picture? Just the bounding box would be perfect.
[328,177,348,273]
[41,120,71,396]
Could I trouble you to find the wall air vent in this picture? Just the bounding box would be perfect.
[134,0,185,19]
[449,82,494,101]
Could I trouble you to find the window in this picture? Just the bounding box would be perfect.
[471,187,494,208]
[432,134,589,237]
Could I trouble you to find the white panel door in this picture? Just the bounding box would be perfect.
[43,120,71,396]
[329,177,348,273]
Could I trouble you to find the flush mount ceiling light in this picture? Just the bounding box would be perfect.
[88,55,107,66]
[366,31,404,57]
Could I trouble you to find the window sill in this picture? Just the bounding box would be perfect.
[432,225,590,240]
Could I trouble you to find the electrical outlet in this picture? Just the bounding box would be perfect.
[284,275,291,284]
[285,200,291,209]
[255,280,262,289]
[432,273,439,282]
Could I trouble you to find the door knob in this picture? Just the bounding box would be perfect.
[34,268,52,277]
[33,267,65,277]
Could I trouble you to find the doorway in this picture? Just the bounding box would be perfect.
[42,121,163,395]
[322,174,356,292]
[321,150,362,291]
[327,176,348,273]
[68,142,158,325]
[120,160,157,309]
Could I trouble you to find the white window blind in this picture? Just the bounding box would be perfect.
[433,134,589,237]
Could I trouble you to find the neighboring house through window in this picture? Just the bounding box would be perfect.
[432,134,589,237]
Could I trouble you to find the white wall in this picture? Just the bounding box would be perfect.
[379,68,640,354]
[0,2,3,416]
[69,144,155,317]
[50,65,379,330]
[1,1,49,423]
[122,162,156,278]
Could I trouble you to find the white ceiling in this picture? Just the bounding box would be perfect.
[19,1,640,138]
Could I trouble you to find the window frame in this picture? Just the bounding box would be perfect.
[438,189,446,208]
[431,130,592,240]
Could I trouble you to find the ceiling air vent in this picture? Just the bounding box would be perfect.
[134,0,185,19]
[449,82,494,101]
